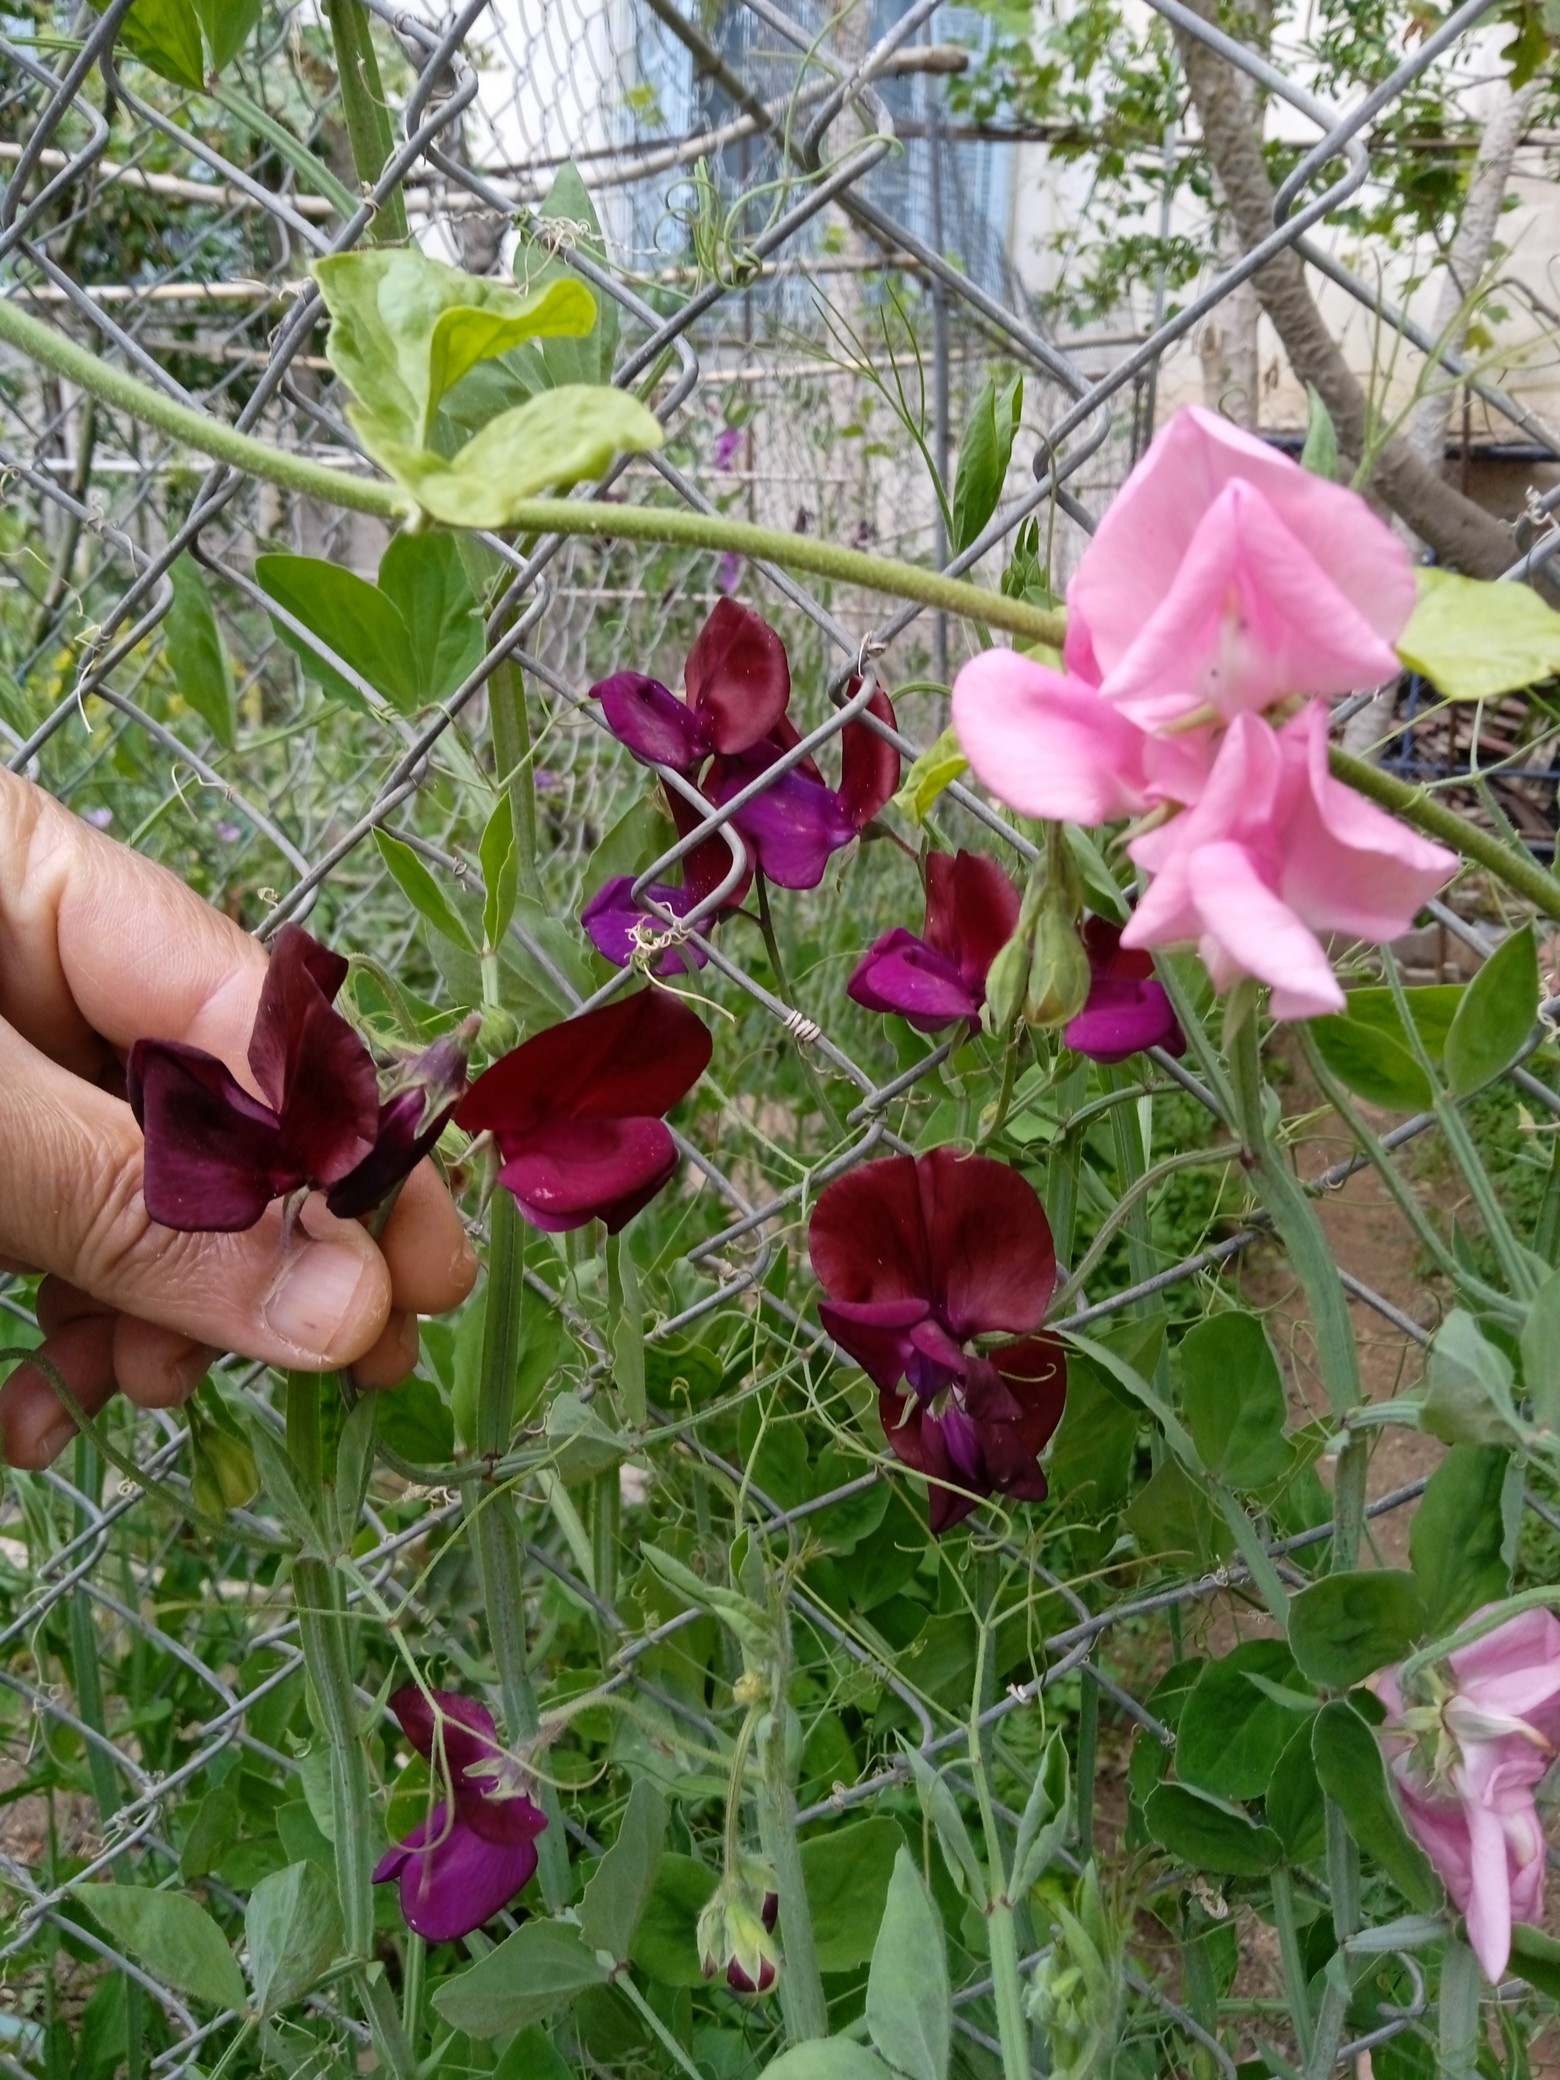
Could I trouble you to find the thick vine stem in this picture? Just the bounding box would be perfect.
[324,0,409,244]
[756,1638,828,2043]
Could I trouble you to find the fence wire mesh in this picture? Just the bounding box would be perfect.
[2,0,1560,2074]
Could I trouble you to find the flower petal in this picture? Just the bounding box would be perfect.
[458,990,711,1146]
[924,851,1021,999]
[246,925,379,1188]
[581,878,708,974]
[127,1040,294,1232]
[878,1387,982,1535]
[846,928,980,1032]
[497,1114,680,1234]
[377,1809,540,1943]
[594,672,708,771]
[684,600,791,754]
[837,682,901,831]
[918,1146,1056,1339]
[818,1294,935,1393]
[809,1154,933,1311]
[707,752,855,890]
[952,648,1155,824]
[1065,924,1185,1063]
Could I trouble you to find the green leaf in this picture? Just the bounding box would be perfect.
[583,795,674,900]
[374,830,478,951]
[313,250,597,447]
[951,372,1022,553]
[1311,1701,1441,1910]
[377,532,484,707]
[629,1853,719,1986]
[480,794,519,950]
[1287,1570,1427,1689]
[760,2047,892,2080]
[1142,1784,1281,1877]
[1444,924,1538,1096]
[1309,1014,1433,1113]
[333,1395,376,1552]
[95,0,205,89]
[1177,1641,1312,1801]
[1341,983,1464,1061]
[578,1778,667,1963]
[364,387,665,531]
[1397,568,1560,702]
[1265,1718,1326,1863]
[432,1918,609,2038]
[1300,385,1339,480]
[245,1861,342,2013]
[1010,1730,1070,1898]
[1409,1444,1512,1631]
[245,1422,326,1558]
[866,1848,950,2080]
[77,1884,246,2012]
[494,2029,574,2080]
[801,1817,905,1971]
[638,1544,772,1660]
[1510,1924,1560,2000]
[530,165,620,386]
[1123,1457,1231,1569]
[1422,1309,1527,1449]
[1179,1313,1291,1489]
[255,554,413,714]
[1521,1268,1560,1431]
[192,0,260,67]
[893,725,971,826]
[165,556,235,749]
[1046,1352,1140,1519]
[377,1375,455,1467]
[900,1746,986,1908]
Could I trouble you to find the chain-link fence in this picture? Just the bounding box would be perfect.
[3,1,1560,2075]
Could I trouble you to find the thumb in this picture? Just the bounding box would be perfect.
[0,1023,393,1370]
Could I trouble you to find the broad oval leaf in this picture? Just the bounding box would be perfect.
[245,1860,342,2013]
[865,1848,950,2080]
[1408,1443,1512,1632]
[1397,568,1560,703]
[431,1918,609,2038]
[578,1777,667,1964]
[165,556,235,750]
[1179,1312,1291,1490]
[760,2047,893,2080]
[1287,1569,1427,1690]
[801,1815,906,1971]
[77,1883,246,2012]
[1309,1014,1433,1113]
[1177,1640,1312,1801]
[1444,924,1538,1097]
[255,553,413,714]
[1310,1701,1441,1911]
[1265,1717,1326,1863]
[1142,1783,1281,1877]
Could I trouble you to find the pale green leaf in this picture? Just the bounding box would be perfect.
[578,1778,667,1962]
[432,1919,608,2038]
[866,1849,949,2080]
[1397,568,1560,702]
[1299,384,1339,480]
[893,725,970,825]
[165,555,235,749]
[374,830,479,951]
[77,1885,245,2012]
[246,1861,342,2013]
[192,0,260,67]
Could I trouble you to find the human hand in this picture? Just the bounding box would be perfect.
[0,771,478,1468]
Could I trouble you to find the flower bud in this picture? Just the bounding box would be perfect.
[981,825,1088,1036]
[698,1864,781,1995]
[186,1393,259,1518]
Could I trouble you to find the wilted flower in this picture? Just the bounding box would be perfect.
[808,1149,1066,1533]
[591,602,900,894]
[456,988,711,1233]
[373,1686,547,1943]
[847,850,1020,1033]
[1063,918,1185,1064]
[698,1862,780,1994]
[129,926,470,1231]
[581,877,708,975]
[1373,1607,1560,1982]
[1123,703,1457,1019]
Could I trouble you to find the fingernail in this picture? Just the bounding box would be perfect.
[37,1416,76,1464]
[263,1242,374,1358]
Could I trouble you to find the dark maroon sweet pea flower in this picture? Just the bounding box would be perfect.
[581,878,709,975]
[456,988,712,1233]
[373,1686,546,1943]
[848,851,1021,1032]
[325,1022,475,1220]
[1063,917,1186,1064]
[128,925,466,1233]
[808,1149,1066,1533]
[593,599,790,774]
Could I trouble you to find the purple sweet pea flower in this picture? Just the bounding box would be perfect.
[1062,917,1186,1064]
[713,425,743,471]
[128,927,470,1232]
[809,1150,1066,1533]
[456,988,712,1233]
[593,599,791,775]
[373,1686,547,1943]
[581,877,709,974]
[718,550,743,594]
[848,851,1021,1032]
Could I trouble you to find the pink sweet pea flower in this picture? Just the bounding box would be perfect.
[374,1686,547,1943]
[1374,1608,1560,1983]
[1069,406,1418,729]
[1122,702,1456,1019]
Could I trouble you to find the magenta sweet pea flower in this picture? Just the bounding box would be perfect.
[374,1686,547,1943]
[847,851,1020,1033]
[592,604,901,894]
[1063,918,1185,1064]
[456,988,712,1233]
[1373,1608,1560,1982]
[581,878,709,975]
[128,926,469,1231]
[1068,406,1418,730]
[1122,701,1457,1019]
[809,1150,1066,1533]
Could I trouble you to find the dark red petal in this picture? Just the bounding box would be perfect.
[248,926,379,1186]
[818,1295,931,1393]
[684,600,791,754]
[925,851,1022,998]
[128,1039,293,1232]
[846,928,979,1032]
[594,672,708,772]
[459,989,711,1146]
[1081,914,1153,983]
[388,1685,501,1768]
[665,782,754,913]
[879,1387,980,1535]
[837,682,901,831]
[918,1147,1055,1339]
[809,1154,932,1309]
[497,1115,679,1234]
[985,1335,1068,1463]
[382,1811,540,1943]
[247,925,350,1107]
[325,1088,454,1220]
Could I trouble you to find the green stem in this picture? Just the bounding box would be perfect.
[324,0,410,243]
[613,1972,706,2080]
[986,1900,1034,2080]
[756,1637,827,2043]
[1227,1006,1361,1427]
[1435,1093,1539,1299]
[471,1192,571,1908]
[1075,1670,1097,1867]
[1269,1868,1314,2065]
[488,658,542,906]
